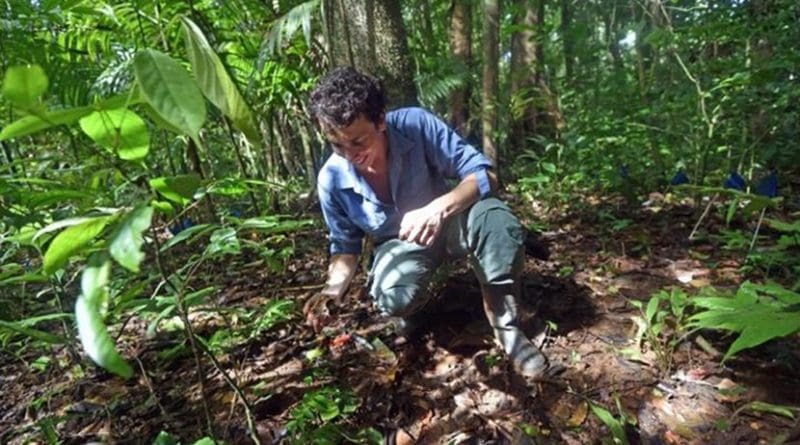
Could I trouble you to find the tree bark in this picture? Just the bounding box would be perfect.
[561,0,574,81]
[448,0,472,136]
[509,0,540,155]
[324,0,418,107]
[481,0,500,173]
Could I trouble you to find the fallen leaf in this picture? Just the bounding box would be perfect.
[567,400,589,427]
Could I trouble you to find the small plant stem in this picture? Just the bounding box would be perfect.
[194,335,263,445]
[689,194,717,240]
[50,277,82,365]
[748,207,767,254]
[149,226,214,436]
[134,356,171,422]
[222,117,261,214]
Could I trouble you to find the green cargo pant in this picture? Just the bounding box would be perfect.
[368,197,525,317]
[368,197,548,376]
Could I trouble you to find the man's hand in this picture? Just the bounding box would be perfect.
[399,202,446,247]
[303,290,336,332]
[304,254,358,332]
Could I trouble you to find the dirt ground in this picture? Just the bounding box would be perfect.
[1,195,799,444]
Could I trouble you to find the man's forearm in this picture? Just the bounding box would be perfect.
[431,170,498,219]
[321,253,359,298]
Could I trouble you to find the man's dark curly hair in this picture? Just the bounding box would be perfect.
[309,66,387,129]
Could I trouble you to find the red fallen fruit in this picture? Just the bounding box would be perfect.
[330,333,352,348]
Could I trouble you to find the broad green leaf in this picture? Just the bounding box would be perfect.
[75,255,133,378]
[0,106,90,141]
[0,320,67,344]
[0,92,140,142]
[151,200,175,216]
[181,17,261,144]
[24,189,95,209]
[726,316,800,360]
[192,438,216,445]
[109,206,153,272]
[35,215,112,243]
[43,216,112,274]
[149,174,202,204]
[645,296,659,324]
[2,64,48,108]
[160,223,213,252]
[205,227,240,255]
[589,403,629,445]
[133,49,206,138]
[75,295,133,378]
[79,108,150,161]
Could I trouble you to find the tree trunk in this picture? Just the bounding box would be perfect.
[481,0,500,174]
[560,0,574,81]
[509,0,540,155]
[448,0,472,136]
[324,0,418,107]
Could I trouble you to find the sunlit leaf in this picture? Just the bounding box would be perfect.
[0,92,140,142]
[2,64,48,108]
[43,216,113,274]
[109,206,153,272]
[181,17,261,144]
[149,174,202,204]
[133,49,206,138]
[75,254,133,378]
[79,108,150,160]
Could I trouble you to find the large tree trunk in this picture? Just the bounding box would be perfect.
[560,0,574,81]
[448,0,472,136]
[481,0,500,174]
[509,0,540,155]
[324,0,418,107]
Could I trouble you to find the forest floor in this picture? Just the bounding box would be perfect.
[1,192,799,444]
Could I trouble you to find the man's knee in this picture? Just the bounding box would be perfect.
[372,282,427,317]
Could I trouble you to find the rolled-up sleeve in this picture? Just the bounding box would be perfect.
[317,183,364,255]
[417,109,494,199]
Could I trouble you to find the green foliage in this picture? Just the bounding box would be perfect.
[2,64,48,109]
[689,281,800,361]
[286,386,375,444]
[262,0,319,57]
[589,399,631,445]
[133,49,207,138]
[624,288,691,375]
[109,205,153,272]
[181,17,261,144]
[42,215,115,274]
[153,431,218,445]
[149,175,202,205]
[75,254,133,378]
[79,108,150,161]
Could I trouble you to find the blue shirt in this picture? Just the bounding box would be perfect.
[317,107,493,255]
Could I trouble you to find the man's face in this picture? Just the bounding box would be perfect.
[321,114,387,171]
